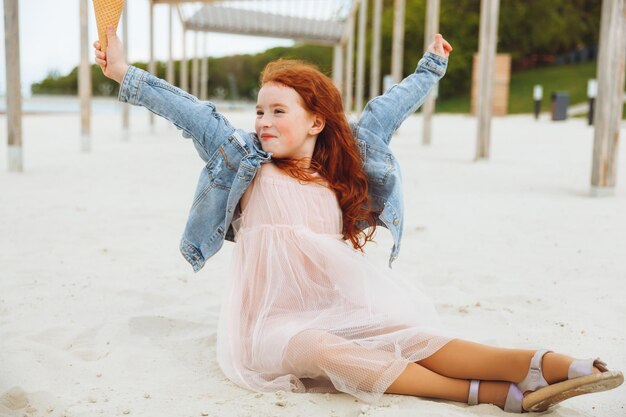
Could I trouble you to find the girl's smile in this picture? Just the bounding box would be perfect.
[255,82,323,160]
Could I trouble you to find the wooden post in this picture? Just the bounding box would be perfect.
[79,0,92,152]
[370,0,382,98]
[590,0,626,195]
[167,4,175,86]
[4,0,22,171]
[200,33,209,101]
[475,0,500,160]
[344,17,355,113]
[471,53,511,116]
[148,0,155,127]
[391,0,405,84]
[181,29,189,92]
[122,0,130,140]
[192,31,200,97]
[355,0,368,113]
[337,0,360,104]
[332,44,343,93]
[422,0,440,145]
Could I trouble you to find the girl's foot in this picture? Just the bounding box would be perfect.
[514,350,622,412]
[517,351,602,395]
[470,353,612,413]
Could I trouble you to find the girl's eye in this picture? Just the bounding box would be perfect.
[256,111,263,116]
[274,109,284,114]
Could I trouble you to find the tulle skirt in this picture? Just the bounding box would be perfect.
[216,164,454,404]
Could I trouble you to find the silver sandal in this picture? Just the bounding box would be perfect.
[518,349,624,412]
[467,350,623,413]
[467,379,525,413]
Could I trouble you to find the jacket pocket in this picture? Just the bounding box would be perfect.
[206,144,239,190]
[237,162,256,181]
[364,142,394,186]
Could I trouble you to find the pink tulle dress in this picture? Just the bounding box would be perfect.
[216,163,454,403]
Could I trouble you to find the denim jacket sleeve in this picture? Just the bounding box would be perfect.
[358,52,447,145]
[118,66,235,161]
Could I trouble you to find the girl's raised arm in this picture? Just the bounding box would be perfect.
[94,26,235,162]
[358,34,452,146]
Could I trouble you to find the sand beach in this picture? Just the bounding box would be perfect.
[0,103,625,416]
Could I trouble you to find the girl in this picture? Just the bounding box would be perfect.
[94,27,622,413]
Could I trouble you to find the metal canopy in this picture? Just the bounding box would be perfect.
[173,0,354,45]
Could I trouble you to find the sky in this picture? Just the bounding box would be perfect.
[0,0,295,96]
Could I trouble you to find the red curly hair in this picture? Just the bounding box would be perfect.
[259,59,377,251]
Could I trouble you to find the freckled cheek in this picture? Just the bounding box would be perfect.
[273,123,293,145]
[279,135,294,147]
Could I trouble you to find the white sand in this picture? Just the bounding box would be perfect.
[1,106,625,417]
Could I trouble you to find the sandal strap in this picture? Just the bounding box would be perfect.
[504,383,524,413]
[517,349,552,393]
[468,379,480,405]
[568,358,608,379]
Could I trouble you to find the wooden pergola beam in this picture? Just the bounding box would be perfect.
[355,0,368,113]
[122,0,130,140]
[79,0,92,152]
[187,28,340,47]
[167,5,176,86]
[475,0,500,160]
[4,0,23,171]
[176,4,189,92]
[590,0,626,195]
[332,44,343,93]
[344,15,355,112]
[370,0,382,98]
[167,0,359,103]
[181,28,189,92]
[335,0,361,111]
[340,0,361,44]
[192,31,200,97]
[422,0,440,145]
[391,0,405,84]
[149,0,155,126]
[188,4,345,46]
[200,33,209,101]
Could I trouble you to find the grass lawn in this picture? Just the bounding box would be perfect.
[436,60,625,117]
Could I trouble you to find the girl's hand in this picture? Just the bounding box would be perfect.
[427,34,453,59]
[93,26,129,84]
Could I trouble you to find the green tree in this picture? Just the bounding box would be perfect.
[32,0,601,104]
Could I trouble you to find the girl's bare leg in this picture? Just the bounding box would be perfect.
[385,362,511,408]
[415,339,586,385]
[385,338,596,408]
[288,332,599,409]
[288,331,513,408]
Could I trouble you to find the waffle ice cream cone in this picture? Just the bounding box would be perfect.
[93,0,124,52]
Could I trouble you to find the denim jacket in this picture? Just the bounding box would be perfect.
[118,52,447,272]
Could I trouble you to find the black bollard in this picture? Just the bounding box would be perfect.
[533,85,543,120]
[534,100,541,120]
[587,79,597,126]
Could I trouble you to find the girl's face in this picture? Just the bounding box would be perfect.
[255,82,323,160]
